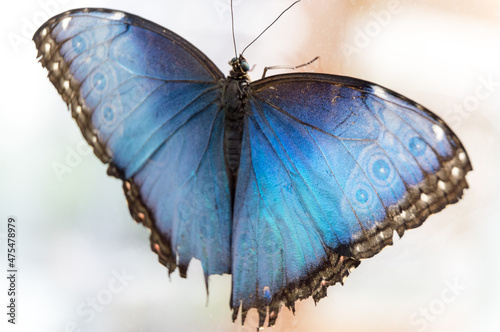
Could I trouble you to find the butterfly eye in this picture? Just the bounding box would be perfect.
[240,60,250,72]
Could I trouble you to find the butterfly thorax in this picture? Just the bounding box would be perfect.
[222,56,251,197]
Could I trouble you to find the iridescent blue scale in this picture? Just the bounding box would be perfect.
[33,8,471,328]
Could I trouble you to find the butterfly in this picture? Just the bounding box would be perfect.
[33,6,471,328]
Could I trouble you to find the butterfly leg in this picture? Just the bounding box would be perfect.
[261,56,319,78]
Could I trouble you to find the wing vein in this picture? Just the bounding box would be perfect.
[250,99,330,256]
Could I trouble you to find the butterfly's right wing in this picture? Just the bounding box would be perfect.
[33,9,232,278]
[230,73,471,326]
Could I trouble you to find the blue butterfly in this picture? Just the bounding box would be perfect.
[33,7,471,327]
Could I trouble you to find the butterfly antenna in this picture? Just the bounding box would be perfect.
[231,0,238,58]
[241,0,301,56]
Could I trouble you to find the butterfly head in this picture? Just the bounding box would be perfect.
[229,55,250,79]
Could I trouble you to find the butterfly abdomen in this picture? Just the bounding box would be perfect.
[222,77,249,188]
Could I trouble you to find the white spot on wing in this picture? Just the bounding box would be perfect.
[41,28,47,37]
[52,62,59,71]
[421,193,429,202]
[438,180,447,190]
[459,151,467,162]
[432,125,445,141]
[61,17,72,30]
[452,167,461,177]
[63,80,70,90]
[44,43,51,52]
[110,11,125,20]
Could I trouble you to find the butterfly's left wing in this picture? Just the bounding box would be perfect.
[33,9,232,279]
[231,73,471,326]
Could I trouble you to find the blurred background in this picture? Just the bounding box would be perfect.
[1,0,499,331]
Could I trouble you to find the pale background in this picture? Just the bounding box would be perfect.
[1,0,499,331]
